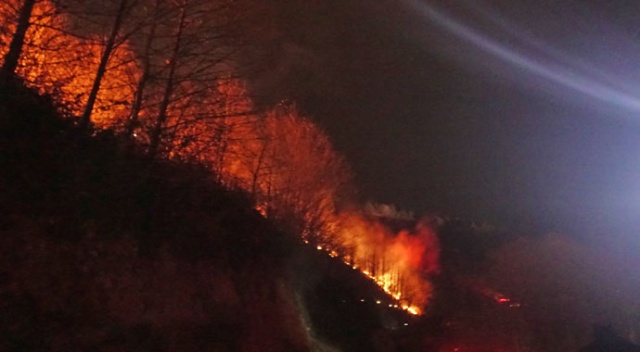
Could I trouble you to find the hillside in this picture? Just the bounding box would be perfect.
[0,79,427,352]
[0,81,312,351]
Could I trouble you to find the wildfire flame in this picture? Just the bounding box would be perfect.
[315,211,440,315]
[0,0,139,125]
[1,0,440,315]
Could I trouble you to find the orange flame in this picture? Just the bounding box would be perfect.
[317,211,440,315]
[0,0,139,125]
[1,1,440,315]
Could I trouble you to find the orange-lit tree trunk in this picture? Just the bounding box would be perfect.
[250,138,269,198]
[0,0,36,83]
[79,0,128,129]
[148,1,187,159]
[126,0,161,141]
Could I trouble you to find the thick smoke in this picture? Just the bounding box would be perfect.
[480,233,640,350]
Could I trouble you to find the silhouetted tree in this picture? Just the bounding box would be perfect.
[79,0,130,129]
[147,0,188,158]
[0,0,36,82]
[125,0,163,140]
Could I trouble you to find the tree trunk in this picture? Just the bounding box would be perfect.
[0,0,37,83]
[148,2,187,159]
[125,0,161,141]
[251,131,270,198]
[79,0,128,130]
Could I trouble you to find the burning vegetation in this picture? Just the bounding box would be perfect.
[0,0,439,315]
[4,1,640,351]
[329,211,439,315]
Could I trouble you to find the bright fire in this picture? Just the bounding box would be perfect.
[1,0,440,315]
[0,0,139,126]
[317,211,440,315]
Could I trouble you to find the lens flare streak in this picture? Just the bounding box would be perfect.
[404,0,640,112]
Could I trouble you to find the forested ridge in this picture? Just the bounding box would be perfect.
[6,1,639,351]
[0,79,432,351]
[0,0,437,349]
[0,80,315,351]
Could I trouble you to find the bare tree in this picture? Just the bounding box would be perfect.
[139,0,258,157]
[0,0,140,124]
[201,101,353,240]
[125,0,162,140]
[147,0,187,158]
[0,0,36,83]
[78,0,129,129]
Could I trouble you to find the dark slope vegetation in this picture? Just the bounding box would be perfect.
[290,242,431,352]
[0,81,428,352]
[0,82,309,351]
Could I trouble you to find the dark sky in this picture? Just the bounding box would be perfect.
[253,0,640,248]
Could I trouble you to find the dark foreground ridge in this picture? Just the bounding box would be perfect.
[0,80,310,351]
[3,73,633,352]
[0,80,423,351]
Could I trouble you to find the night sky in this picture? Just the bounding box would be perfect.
[254,0,640,248]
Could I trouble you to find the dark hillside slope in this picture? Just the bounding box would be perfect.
[0,82,308,351]
[290,242,431,352]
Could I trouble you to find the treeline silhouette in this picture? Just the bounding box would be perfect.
[0,80,310,351]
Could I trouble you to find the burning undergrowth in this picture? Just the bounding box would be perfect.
[1,0,442,324]
[310,207,440,316]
